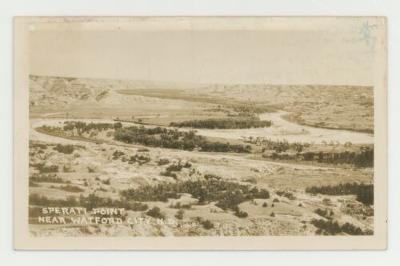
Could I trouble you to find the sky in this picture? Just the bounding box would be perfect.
[29,19,377,86]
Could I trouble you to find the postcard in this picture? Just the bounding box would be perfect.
[14,16,387,250]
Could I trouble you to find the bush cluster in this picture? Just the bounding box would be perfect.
[33,163,59,173]
[306,182,373,205]
[129,154,151,165]
[146,207,165,219]
[160,171,177,179]
[157,158,170,166]
[311,219,372,235]
[314,208,334,219]
[301,148,373,167]
[170,117,272,129]
[262,143,373,168]
[120,180,269,213]
[232,206,248,218]
[63,121,119,134]
[112,150,125,160]
[276,190,296,200]
[259,139,305,153]
[114,126,251,153]
[57,185,85,193]
[53,144,76,154]
[30,174,70,184]
[175,209,185,220]
[194,217,214,229]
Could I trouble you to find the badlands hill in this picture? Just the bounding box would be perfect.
[29,75,198,108]
[29,75,373,132]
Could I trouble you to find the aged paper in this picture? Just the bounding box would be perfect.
[14,17,387,250]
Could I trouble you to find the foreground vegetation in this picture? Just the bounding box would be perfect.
[121,179,270,214]
[306,183,373,205]
[30,173,70,184]
[311,219,372,235]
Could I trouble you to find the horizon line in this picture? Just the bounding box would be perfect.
[29,74,374,88]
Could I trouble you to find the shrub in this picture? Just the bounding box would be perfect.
[341,222,367,235]
[63,165,73,172]
[121,184,180,202]
[234,209,248,218]
[129,154,151,165]
[35,164,59,173]
[146,207,165,219]
[216,191,246,210]
[256,188,270,199]
[87,166,96,173]
[262,202,268,207]
[276,190,296,200]
[160,171,178,179]
[30,142,48,149]
[29,194,79,208]
[157,158,170,166]
[63,121,115,133]
[58,185,84,193]
[259,139,373,167]
[169,202,191,209]
[204,174,221,180]
[121,180,269,212]
[113,122,123,129]
[29,180,39,187]
[102,179,111,185]
[322,198,332,205]
[195,217,214,229]
[112,150,125,160]
[53,144,75,154]
[356,185,374,205]
[311,219,371,235]
[175,209,184,220]
[30,174,69,184]
[166,164,183,172]
[201,219,214,229]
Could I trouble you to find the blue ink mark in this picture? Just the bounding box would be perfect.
[359,21,378,46]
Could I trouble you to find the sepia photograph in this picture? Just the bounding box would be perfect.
[13,17,387,250]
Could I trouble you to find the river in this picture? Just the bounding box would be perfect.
[30,111,373,145]
[191,111,373,144]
